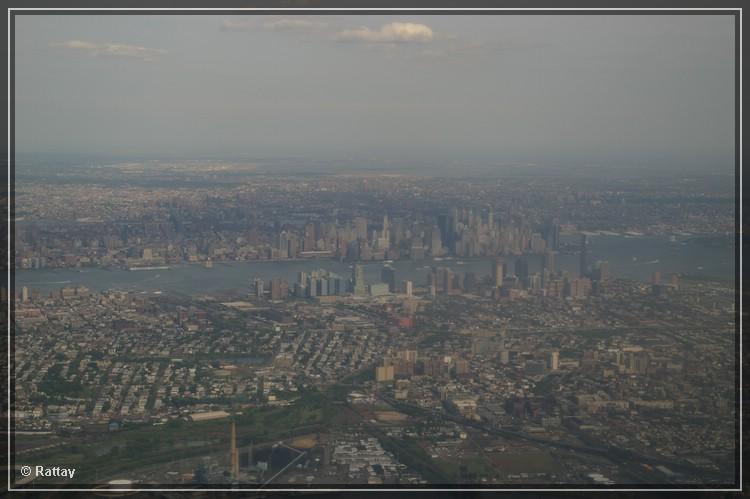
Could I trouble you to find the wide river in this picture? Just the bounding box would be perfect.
[16,234,735,295]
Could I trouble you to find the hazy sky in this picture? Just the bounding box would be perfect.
[14,14,736,172]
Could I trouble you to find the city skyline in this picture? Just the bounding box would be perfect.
[14,14,735,173]
[8,10,739,491]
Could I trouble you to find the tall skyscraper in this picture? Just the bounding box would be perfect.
[253,278,264,298]
[543,223,560,250]
[543,250,556,274]
[579,233,588,278]
[492,259,505,287]
[270,278,288,300]
[515,258,529,283]
[355,217,368,240]
[381,265,397,293]
[431,226,443,256]
[352,264,366,295]
[404,280,413,297]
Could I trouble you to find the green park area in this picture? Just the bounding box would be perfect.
[17,390,334,484]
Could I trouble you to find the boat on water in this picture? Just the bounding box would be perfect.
[128,266,171,271]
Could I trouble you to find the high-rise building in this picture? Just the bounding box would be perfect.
[527,274,542,290]
[430,226,443,256]
[437,214,450,248]
[376,365,395,382]
[328,274,343,295]
[443,267,454,294]
[352,264,366,295]
[579,233,588,278]
[355,217,368,241]
[543,250,556,274]
[492,259,505,287]
[530,233,546,253]
[277,231,290,258]
[550,350,560,371]
[21,286,28,303]
[253,278,264,298]
[403,280,413,297]
[381,265,397,293]
[515,258,529,283]
[543,223,561,250]
[270,278,288,300]
[651,271,662,285]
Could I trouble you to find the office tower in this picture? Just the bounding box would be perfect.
[515,258,529,283]
[253,278,264,298]
[230,421,239,479]
[543,250,556,274]
[592,260,610,281]
[527,274,542,290]
[492,258,505,287]
[290,232,302,256]
[579,233,588,278]
[278,231,289,258]
[270,278,288,300]
[328,274,343,295]
[651,271,662,285]
[550,350,560,371]
[379,214,390,248]
[302,222,316,252]
[543,223,560,250]
[443,268,454,294]
[381,265,397,293]
[404,280,413,297]
[437,214,449,248]
[352,264,366,295]
[21,286,28,303]
[530,233,546,253]
[355,217,368,240]
[431,226,443,256]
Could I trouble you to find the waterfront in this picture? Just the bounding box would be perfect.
[15,234,734,295]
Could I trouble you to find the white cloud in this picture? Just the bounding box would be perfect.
[51,40,166,62]
[220,17,327,33]
[263,18,327,31]
[335,22,434,43]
